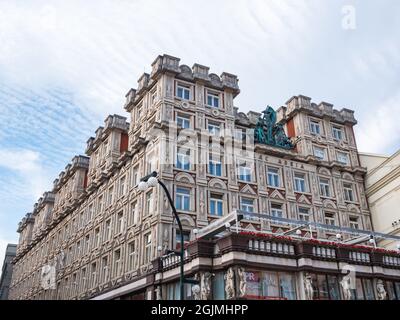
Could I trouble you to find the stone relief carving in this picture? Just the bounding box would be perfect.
[199,190,205,217]
[162,227,169,251]
[193,273,201,300]
[376,279,387,300]
[304,273,314,300]
[200,272,212,300]
[237,267,246,298]
[340,275,353,300]
[224,267,235,299]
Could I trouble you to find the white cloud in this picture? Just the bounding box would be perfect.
[356,91,400,154]
[0,149,51,205]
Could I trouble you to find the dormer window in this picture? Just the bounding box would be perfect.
[310,119,321,135]
[177,84,190,100]
[207,91,220,108]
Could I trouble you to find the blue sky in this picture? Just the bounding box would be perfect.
[0,0,399,266]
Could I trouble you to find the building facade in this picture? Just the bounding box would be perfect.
[0,244,17,300]
[9,55,400,300]
[360,151,400,249]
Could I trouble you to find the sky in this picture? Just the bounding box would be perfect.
[0,0,399,270]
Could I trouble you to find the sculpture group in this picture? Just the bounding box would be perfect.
[254,106,294,149]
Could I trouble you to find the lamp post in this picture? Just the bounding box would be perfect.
[138,171,185,300]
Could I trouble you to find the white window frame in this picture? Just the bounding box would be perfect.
[343,183,355,202]
[310,119,321,135]
[267,167,280,188]
[240,197,255,213]
[176,84,191,100]
[324,212,336,226]
[238,163,252,182]
[208,122,221,136]
[176,148,191,170]
[349,216,360,229]
[271,203,283,218]
[298,207,310,221]
[332,126,343,140]
[176,187,191,211]
[177,115,191,129]
[209,155,222,177]
[319,178,331,197]
[206,90,220,108]
[294,172,307,193]
[209,193,224,217]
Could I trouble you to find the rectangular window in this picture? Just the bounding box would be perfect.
[209,156,222,176]
[144,233,152,264]
[176,187,191,211]
[337,152,349,165]
[94,228,100,248]
[349,216,359,229]
[175,230,191,250]
[314,147,326,160]
[101,256,109,283]
[210,193,224,217]
[177,85,190,100]
[130,201,138,226]
[310,120,321,134]
[127,241,136,271]
[208,122,221,136]
[294,173,306,193]
[90,263,97,288]
[84,234,90,254]
[207,91,220,108]
[267,167,280,187]
[119,176,125,198]
[238,163,252,182]
[343,183,354,202]
[113,249,121,278]
[87,204,93,223]
[116,211,124,234]
[81,268,87,293]
[104,219,112,241]
[98,195,103,213]
[131,166,139,187]
[271,203,283,218]
[325,212,335,226]
[298,207,310,221]
[176,148,191,170]
[108,186,114,206]
[332,126,343,140]
[319,178,330,197]
[177,115,190,129]
[145,191,153,215]
[240,198,255,213]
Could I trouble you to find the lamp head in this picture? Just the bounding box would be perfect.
[138,181,148,192]
[147,176,158,187]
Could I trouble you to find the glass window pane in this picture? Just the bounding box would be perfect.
[279,273,296,300]
[212,273,225,300]
[317,275,329,300]
[261,271,280,299]
[327,275,340,300]
[363,279,375,300]
[245,271,262,298]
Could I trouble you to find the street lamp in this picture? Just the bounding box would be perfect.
[138,171,186,300]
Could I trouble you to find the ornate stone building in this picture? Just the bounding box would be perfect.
[9,54,400,300]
